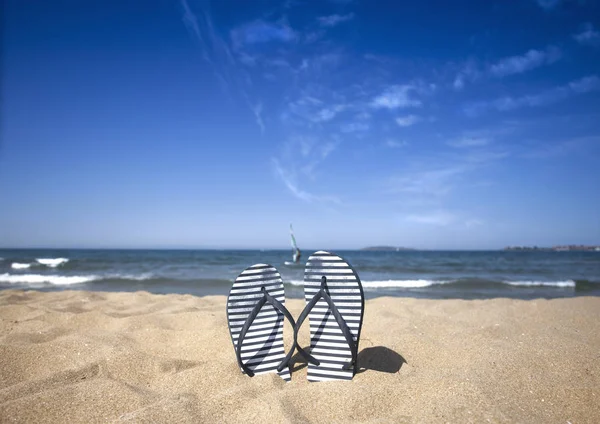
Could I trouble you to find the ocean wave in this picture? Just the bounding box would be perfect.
[0,272,156,286]
[504,280,576,288]
[36,258,69,268]
[0,273,97,285]
[11,263,32,270]
[363,280,449,288]
[109,273,155,281]
[286,278,577,289]
[286,279,448,288]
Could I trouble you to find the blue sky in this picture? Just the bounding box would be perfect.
[1,0,599,249]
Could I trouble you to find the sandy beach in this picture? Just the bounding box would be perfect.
[0,290,599,423]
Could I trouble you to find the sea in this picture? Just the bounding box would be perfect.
[0,249,599,300]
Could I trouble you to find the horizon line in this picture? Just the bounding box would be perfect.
[1,245,597,251]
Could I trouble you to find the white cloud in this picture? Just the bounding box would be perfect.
[465,75,600,116]
[320,141,338,159]
[250,102,265,133]
[231,20,296,47]
[315,104,346,122]
[389,165,468,196]
[387,142,509,197]
[395,115,420,127]
[370,85,423,109]
[180,0,233,77]
[385,139,408,148]
[569,75,600,93]
[181,0,204,53]
[453,61,480,90]
[447,137,490,148]
[521,136,599,158]
[341,122,369,133]
[536,0,561,10]
[317,13,355,28]
[356,111,371,120]
[453,46,561,90]
[574,23,600,46]
[489,46,561,78]
[272,158,340,203]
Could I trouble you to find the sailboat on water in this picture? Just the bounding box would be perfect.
[284,224,301,266]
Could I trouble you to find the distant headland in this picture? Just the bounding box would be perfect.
[504,245,600,252]
[360,246,417,251]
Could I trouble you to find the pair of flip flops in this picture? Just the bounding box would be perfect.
[226,251,365,382]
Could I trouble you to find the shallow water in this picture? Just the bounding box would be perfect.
[1,248,599,299]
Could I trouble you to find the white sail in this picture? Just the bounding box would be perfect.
[290,224,300,262]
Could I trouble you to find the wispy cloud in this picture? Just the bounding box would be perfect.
[489,46,561,78]
[315,104,347,122]
[341,122,369,133]
[389,165,468,196]
[405,211,456,226]
[317,13,355,27]
[447,137,490,148]
[250,102,265,133]
[179,1,270,133]
[231,20,296,47]
[287,97,351,124]
[521,136,600,158]
[395,114,420,127]
[181,0,205,57]
[569,75,600,92]
[453,45,561,90]
[465,75,600,116]
[385,139,408,148]
[370,84,423,109]
[453,61,480,90]
[272,157,340,204]
[536,0,561,10]
[387,140,508,198]
[180,0,232,72]
[573,23,600,46]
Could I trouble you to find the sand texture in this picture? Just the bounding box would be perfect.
[1,290,599,423]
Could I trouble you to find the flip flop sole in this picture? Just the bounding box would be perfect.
[227,264,291,381]
[303,251,365,382]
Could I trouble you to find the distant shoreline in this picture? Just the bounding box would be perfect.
[359,246,417,251]
[504,245,600,252]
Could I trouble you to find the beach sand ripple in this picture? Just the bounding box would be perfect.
[1,290,599,423]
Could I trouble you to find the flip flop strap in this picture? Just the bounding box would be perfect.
[235,287,296,377]
[295,276,358,370]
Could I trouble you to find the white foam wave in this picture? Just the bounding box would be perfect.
[288,279,577,289]
[11,263,32,270]
[0,272,156,286]
[504,280,575,288]
[287,279,447,288]
[363,280,448,288]
[36,258,69,267]
[0,273,96,285]
[108,273,155,281]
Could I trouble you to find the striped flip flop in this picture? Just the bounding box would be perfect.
[227,264,296,381]
[295,251,365,382]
